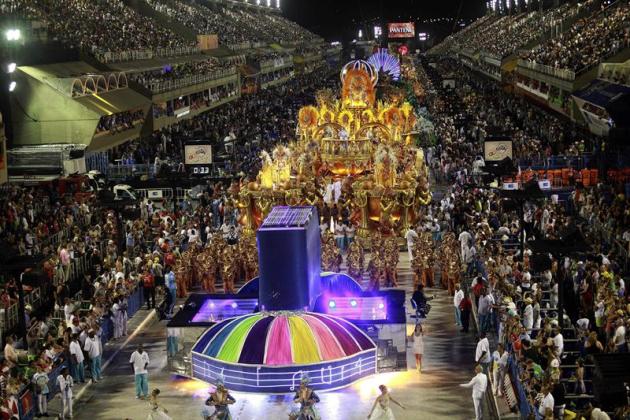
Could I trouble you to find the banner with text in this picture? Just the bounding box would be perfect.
[388,22,415,38]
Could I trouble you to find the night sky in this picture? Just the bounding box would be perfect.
[282,0,487,43]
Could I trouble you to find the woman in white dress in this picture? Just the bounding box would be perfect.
[410,323,425,372]
[367,385,405,420]
[147,388,172,420]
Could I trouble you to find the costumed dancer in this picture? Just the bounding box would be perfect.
[367,385,405,420]
[289,376,320,420]
[206,380,236,420]
[410,324,425,373]
[147,388,172,420]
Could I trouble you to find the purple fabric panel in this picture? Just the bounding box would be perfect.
[238,316,275,364]
[309,313,360,355]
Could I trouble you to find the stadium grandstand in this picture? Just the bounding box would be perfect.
[0,0,629,419]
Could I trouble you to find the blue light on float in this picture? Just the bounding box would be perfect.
[328,300,336,309]
[350,299,358,307]
[378,303,385,309]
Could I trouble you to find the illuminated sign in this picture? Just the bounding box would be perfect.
[388,22,415,38]
[191,298,259,322]
[484,140,513,162]
[184,144,212,165]
[324,296,387,321]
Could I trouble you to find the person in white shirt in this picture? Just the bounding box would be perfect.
[56,368,74,420]
[453,284,464,327]
[613,319,627,352]
[492,344,509,397]
[69,335,85,383]
[404,227,419,263]
[32,365,50,417]
[552,328,564,358]
[84,329,103,383]
[459,364,488,420]
[538,385,554,419]
[130,344,150,399]
[475,332,491,373]
[63,298,74,323]
[523,297,534,334]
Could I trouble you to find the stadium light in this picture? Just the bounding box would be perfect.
[358,29,363,39]
[7,62,16,73]
[5,29,20,41]
[266,0,270,6]
[275,0,279,8]
[8,81,16,92]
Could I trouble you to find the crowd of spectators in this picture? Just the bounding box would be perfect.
[128,58,235,90]
[423,64,598,185]
[522,1,630,73]
[96,110,144,135]
[146,0,318,46]
[420,57,630,419]
[5,0,194,54]
[112,65,336,178]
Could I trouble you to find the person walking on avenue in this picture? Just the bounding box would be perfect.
[410,323,425,373]
[459,289,473,333]
[475,332,491,373]
[84,329,103,383]
[453,283,464,327]
[143,269,156,309]
[130,344,150,399]
[56,367,74,420]
[459,365,488,420]
[69,334,85,383]
[165,267,177,316]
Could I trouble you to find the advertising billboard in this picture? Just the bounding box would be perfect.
[388,22,415,38]
[185,143,213,176]
[184,144,212,165]
[484,140,513,162]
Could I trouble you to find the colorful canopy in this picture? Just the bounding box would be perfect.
[192,312,375,366]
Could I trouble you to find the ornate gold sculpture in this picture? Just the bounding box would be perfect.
[237,59,431,237]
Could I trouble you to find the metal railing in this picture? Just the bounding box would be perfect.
[517,59,576,81]
[94,45,200,64]
[145,67,238,94]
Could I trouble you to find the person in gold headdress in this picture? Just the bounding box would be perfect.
[367,249,386,291]
[346,240,365,282]
[383,237,399,287]
[221,247,237,294]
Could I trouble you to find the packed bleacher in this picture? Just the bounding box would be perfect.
[521,1,630,73]
[112,64,336,178]
[5,0,194,55]
[145,0,319,47]
[420,56,630,419]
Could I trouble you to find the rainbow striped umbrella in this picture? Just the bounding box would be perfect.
[192,312,375,366]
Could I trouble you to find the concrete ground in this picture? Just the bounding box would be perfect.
[51,253,487,420]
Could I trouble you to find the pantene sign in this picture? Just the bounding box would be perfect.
[388,22,415,38]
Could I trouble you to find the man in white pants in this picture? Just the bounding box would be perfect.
[404,226,419,263]
[56,367,74,419]
[460,364,488,420]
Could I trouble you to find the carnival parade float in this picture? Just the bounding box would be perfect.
[237,58,431,239]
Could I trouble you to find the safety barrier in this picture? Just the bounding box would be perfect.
[506,356,538,419]
[517,59,576,81]
[18,356,67,420]
[145,67,237,94]
[94,46,200,64]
